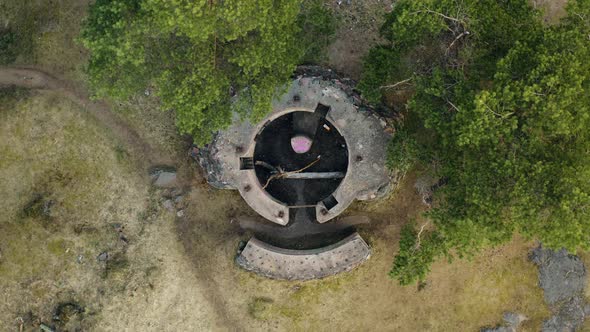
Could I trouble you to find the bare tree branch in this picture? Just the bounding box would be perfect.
[414,222,430,251]
[262,157,321,190]
[379,78,413,90]
[483,102,514,119]
[446,30,470,53]
[446,100,460,112]
[412,8,467,26]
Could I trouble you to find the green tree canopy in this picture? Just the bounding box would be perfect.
[81,0,304,144]
[360,0,590,284]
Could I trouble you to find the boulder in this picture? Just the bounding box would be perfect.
[153,171,177,188]
[162,199,175,212]
[542,296,587,332]
[530,246,587,305]
[480,312,527,332]
[530,246,589,331]
[97,252,108,262]
[503,312,527,327]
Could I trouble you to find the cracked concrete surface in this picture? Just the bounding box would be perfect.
[198,73,396,225]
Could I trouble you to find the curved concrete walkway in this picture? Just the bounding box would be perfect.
[236,233,370,280]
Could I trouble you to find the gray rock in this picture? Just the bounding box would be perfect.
[530,246,589,331]
[162,199,175,212]
[170,187,184,197]
[153,171,178,188]
[530,246,587,305]
[480,312,526,332]
[39,323,55,332]
[414,175,436,207]
[42,199,54,217]
[97,252,108,262]
[193,139,235,190]
[542,317,571,332]
[176,210,185,218]
[503,312,527,327]
[542,296,587,332]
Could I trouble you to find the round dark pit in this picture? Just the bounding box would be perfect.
[253,111,348,206]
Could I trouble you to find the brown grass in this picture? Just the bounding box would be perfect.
[532,0,569,24]
[170,171,550,331]
[0,0,90,81]
[0,91,150,330]
[116,94,186,158]
[324,0,394,79]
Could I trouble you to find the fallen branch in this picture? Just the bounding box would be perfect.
[379,78,413,90]
[262,157,321,190]
[414,221,430,251]
[483,102,514,119]
[413,8,467,26]
[16,317,23,332]
[414,222,430,251]
[255,160,278,173]
[283,172,344,179]
[446,100,460,112]
[446,31,470,53]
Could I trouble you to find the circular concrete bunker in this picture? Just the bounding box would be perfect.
[196,68,398,280]
[253,109,348,207]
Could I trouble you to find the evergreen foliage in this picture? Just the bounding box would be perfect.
[386,127,420,174]
[81,0,304,144]
[360,0,590,284]
[297,0,338,64]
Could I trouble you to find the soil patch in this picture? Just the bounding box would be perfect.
[325,0,394,79]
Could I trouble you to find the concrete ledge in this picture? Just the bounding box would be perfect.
[237,170,289,225]
[236,233,370,280]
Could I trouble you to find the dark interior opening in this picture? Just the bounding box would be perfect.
[253,111,348,206]
[315,103,331,117]
[322,195,338,210]
[248,207,355,249]
[239,157,254,170]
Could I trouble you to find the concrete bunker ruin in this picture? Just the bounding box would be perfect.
[250,106,348,210]
[197,69,395,280]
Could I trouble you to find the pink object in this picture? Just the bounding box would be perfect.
[291,135,312,154]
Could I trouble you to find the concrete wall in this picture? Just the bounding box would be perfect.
[236,233,370,280]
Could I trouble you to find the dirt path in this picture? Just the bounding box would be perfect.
[0,66,174,169]
[0,66,245,330]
